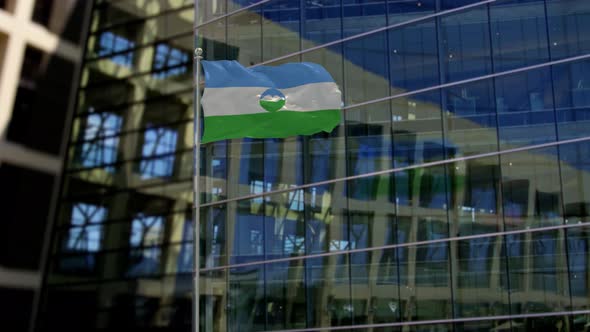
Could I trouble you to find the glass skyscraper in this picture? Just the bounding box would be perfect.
[38,0,590,331]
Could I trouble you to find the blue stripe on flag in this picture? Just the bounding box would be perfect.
[202,60,335,89]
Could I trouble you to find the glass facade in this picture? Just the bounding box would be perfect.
[38,0,590,331]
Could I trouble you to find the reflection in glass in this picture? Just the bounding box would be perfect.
[61,203,107,272]
[504,231,570,316]
[440,6,492,82]
[127,214,164,276]
[344,31,389,105]
[547,0,590,60]
[490,0,549,72]
[444,79,497,156]
[389,20,438,93]
[139,126,178,179]
[262,0,300,61]
[495,68,556,149]
[152,44,190,79]
[66,203,107,252]
[501,147,563,230]
[77,112,122,170]
[553,59,590,140]
[97,31,135,66]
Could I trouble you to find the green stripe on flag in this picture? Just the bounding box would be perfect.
[201,110,341,143]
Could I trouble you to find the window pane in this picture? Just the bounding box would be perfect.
[443,79,498,156]
[440,6,492,82]
[262,0,300,61]
[490,0,549,72]
[547,0,590,60]
[389,20,439,93]
[495,68,556,149]
[553,59,590,140]
[501,147,563,230]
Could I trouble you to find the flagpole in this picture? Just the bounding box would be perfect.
[193,47,203,332]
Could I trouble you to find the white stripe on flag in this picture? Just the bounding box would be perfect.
[201,82,342,117]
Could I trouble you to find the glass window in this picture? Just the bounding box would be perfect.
[440,6,492,82]
[77,112,122,170]
[388,0,435,25]
[547,0,590,60]
[152,44,190,79]
[401,241,452,321]
[389,20,439,93]
[495,68,556,149]
[344,31,390,105]
[567,227,590,310]
[504,230,570,317]
[265,261,306,330]
[60,203,107,272]
[228,265,266,331]
[490,0,549,72]
[139,126,178,179]
[346,101,392,201]
[443,79,498,156]
[343,0,387,37]
[560,141,590,223]
[97,31,135,67]
[302,0,342,48]
[453,235,510,319]
[501,147,563,230]
[227,7,262,65]
[553,59,590,140]
[127,214,164,276]
[262,0,301,61]
[65,203,107,252]
[451,156,502,237]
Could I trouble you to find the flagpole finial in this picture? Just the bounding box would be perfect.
[194,48,203,60]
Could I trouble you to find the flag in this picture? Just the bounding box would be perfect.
[199,60,342,143]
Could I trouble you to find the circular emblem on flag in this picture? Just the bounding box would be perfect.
[259,88,286,113]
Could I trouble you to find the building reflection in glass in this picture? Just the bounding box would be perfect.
[37,0,590,331]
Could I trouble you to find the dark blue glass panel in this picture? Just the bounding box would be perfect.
[547,0,590,60]
[441,0,488,10]
[443,79,498,156]
[344,31,390,105]
[495,68,556,149]
[490,0,549,72]
[389,20,439,92]
[553,59,590,140]
[302,0,342,47]
[343,0,387,37]
[388,0,435,25]
[567,228,590,310]
[440,6,492,82]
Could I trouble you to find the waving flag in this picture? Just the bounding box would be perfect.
[200,60,342,143]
